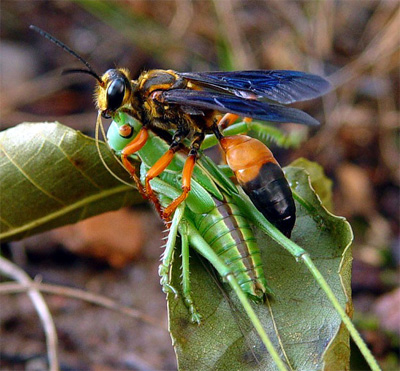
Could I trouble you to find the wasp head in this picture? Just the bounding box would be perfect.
[95,68,133,119]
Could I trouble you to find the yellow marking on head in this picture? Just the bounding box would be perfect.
[94,68,133,112]
[94,81,107,111]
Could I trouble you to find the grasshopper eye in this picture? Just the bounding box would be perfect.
[107,78,126,111]
[118,124,134,139]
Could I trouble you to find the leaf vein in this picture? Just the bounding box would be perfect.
[0,144,66,206]
[0,185,132,240]
[44,135,103,191]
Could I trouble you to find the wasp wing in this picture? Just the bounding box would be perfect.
[180,70,331,105]
[161,90,320,126]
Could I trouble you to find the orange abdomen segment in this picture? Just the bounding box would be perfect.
[220,135,295,237]
[219,135,278,184]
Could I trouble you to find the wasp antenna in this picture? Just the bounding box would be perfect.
[62,68,104,86]
[29,25,103,84]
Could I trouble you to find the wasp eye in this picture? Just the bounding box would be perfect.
[107,78,126,111]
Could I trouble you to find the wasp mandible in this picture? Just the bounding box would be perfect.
[30,26,331,237]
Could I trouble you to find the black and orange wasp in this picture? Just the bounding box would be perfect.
[30,25,331,237]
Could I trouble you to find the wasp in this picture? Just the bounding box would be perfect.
[30,25,331,237]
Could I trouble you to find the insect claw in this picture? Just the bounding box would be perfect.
[161,282,179,297]
[182,295,202,324]
[190,311,202,325]
[162,210,172,220]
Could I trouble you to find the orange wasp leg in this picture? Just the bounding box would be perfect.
[218,113,253,132]
[244,117,253,124]
[162,154,196,219]
[162,132,204,219]
[145,131,203,222]
[121,127,149,197]
[145,148,177,219]
[218,113,239,131]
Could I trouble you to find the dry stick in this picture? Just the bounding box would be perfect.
[0,282,166,329]
[0,256,59,371]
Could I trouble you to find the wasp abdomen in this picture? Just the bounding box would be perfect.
[241,162,296,238]
[220,135,296,238]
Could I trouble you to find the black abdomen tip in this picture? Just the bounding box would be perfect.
[242,162,296,237]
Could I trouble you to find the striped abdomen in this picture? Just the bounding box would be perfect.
[220,135,296,237]
[191,196,269,301]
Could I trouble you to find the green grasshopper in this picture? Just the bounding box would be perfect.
[105,113,380,370]
[106,113,272,309]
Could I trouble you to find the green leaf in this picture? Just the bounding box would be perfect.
[168,163,353,370]
[0,122,142,242]
[290,157,334,211]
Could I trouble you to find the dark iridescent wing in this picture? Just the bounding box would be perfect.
[180,70,331,104]
[161,90,320,126]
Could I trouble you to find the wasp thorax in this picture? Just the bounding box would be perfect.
[95,68,132,116]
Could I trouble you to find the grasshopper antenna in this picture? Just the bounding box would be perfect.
[95,112,136,188]
[29,25,104,86]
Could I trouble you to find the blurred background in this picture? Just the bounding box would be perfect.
[1,0,399,369]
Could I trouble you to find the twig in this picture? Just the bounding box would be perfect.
[0,281,166,329]
[0,256,59,371]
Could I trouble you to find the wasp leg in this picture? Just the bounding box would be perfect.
[145,128,188,220]
[161,154,194,219]
[218,113,253,132]
[145,148,177,219]
[162,132,204,220]
[121,127,149,197]
[218,113,239,131]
